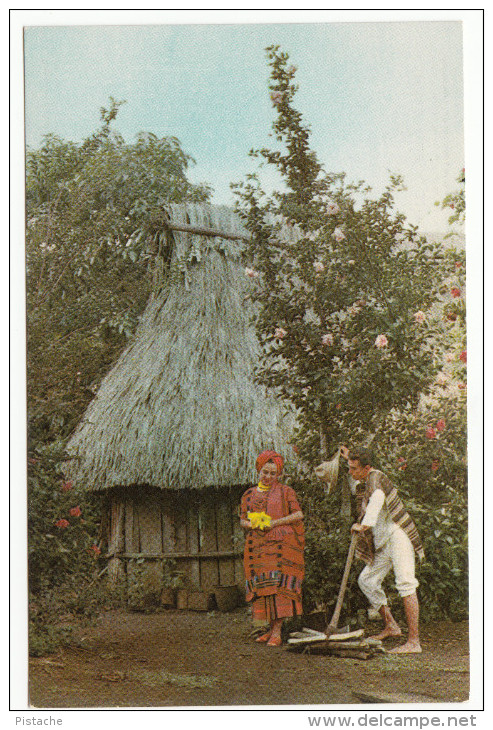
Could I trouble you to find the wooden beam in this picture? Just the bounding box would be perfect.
[108,550,243,560]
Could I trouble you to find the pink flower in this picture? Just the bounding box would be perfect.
[332,228,345,242]
[69,506,82,518]
[55,519,70,529]
[413,311,426,324]
[375,334,388,348]
[459,350,467,363]
[244,267,259,279]
[326,201,340,216]
[451,287,461,298]
[61,481,73,493]
[313,261,325,273]
[425,426,436,439]
[436,419,446,432]
[274,327,287,340]
[270,90,283,105]
[431,460,440,472]
[321,333,334,346]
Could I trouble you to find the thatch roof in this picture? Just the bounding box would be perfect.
[68,204,295,492]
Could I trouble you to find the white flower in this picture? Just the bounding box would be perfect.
[322,333,334,346]
[332,228,346,242]
[375,334,388,348]
[348,259,356,266]
[244,267,259,279]
[326,201,340,216]
[306,230,320,242]
[274,327,287,340]
[436,372,449,386]
[313,261,325,273]
[413,311,426,324]
[445,352,455,363]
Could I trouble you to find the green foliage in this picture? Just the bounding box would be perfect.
[28,441,102,594]
[435,168,466,227]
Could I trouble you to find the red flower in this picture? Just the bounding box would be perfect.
[446,313,457,322]
[458,382,467,390]
[431,460,440,472]
[459,350,467,363]
[425,426,436,439]
[451,287,461,298]
[436,419,446,432]
[455,262,462,269]
[61,481,73,492]
[55,519,70,529]
[88,545,101,558]
[69,506,82,518]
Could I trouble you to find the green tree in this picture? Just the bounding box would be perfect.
[26,99,211,444]
[234,46,447,462]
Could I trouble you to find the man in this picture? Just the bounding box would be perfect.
[345,446,424,654]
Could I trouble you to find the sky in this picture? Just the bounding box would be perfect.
[24,17,466,233]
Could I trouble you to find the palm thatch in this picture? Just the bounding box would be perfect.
[68,204,295,492]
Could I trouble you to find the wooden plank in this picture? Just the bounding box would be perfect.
[108,497,125,556]
[216,496,235,586]
[124,498,137,553]
[161,494,176,554]
[137,495,163,554]
[352,690,440,704]
[198,499,219,589]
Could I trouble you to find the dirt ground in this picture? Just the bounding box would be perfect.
[29,608,469,708]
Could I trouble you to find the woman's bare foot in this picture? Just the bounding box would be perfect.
[368,624,402,641]
[389,640,422,654]
[255,631,272,643]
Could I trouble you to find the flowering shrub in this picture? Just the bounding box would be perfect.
[235,45,467,622]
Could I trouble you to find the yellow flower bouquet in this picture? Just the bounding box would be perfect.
[247,511,272,530]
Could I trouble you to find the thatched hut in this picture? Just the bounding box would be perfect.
[68,203,295,604]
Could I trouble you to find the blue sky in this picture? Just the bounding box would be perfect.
[24,19,465,232]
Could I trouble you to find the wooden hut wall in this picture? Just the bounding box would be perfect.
[107,486,245,591]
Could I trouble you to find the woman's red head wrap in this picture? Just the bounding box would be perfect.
[256,450,284,474]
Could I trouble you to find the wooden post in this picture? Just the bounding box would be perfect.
[107,496,125,584]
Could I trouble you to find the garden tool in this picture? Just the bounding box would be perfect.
[325,531,359,638]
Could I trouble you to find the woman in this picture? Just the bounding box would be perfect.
[240,450,304,646]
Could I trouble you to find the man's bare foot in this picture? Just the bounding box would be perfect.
[368,625,402,641]
[389,640,422,654]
